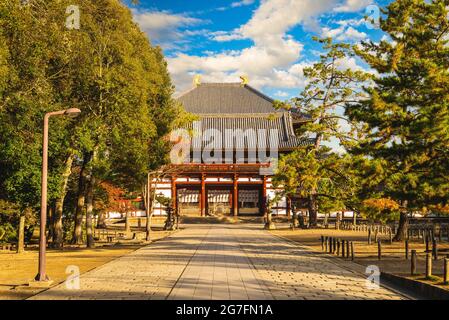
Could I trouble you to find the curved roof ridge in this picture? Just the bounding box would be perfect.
[243,84,274,104]
[176,82,279,114]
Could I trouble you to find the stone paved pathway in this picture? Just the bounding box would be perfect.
[30,224,405,300]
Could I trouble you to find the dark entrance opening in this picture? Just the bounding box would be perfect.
[177,187,200,216]
[206,186,232,216]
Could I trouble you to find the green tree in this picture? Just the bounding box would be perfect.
[273,148,359,227]
[346,0,449,240]
[0,0,75,231]
[275,37,370,226]
[0,0,183,249]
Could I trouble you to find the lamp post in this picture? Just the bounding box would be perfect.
[146,172,151,241]
[35,108,81,283]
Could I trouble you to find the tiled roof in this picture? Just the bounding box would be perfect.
[187,113,312,151]
[176,82,312,151]
[178,83,280,114]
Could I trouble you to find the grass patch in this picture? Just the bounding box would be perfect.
[0,229,173,300]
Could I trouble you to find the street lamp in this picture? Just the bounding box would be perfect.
[34,108,81,284]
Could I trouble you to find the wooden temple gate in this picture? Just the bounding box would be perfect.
[169,163,270,216]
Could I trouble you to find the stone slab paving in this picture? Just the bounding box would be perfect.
[30,223,405,300]
[234,226,404,300]
[29,226,209,300]
[168,225,272,300]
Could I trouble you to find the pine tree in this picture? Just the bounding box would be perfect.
[274,37,370,226]
[346,0,449,240]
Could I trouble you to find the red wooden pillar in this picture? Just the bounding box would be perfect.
[233,174,238,216]
[201,174,206,216]
[171,175,177,213]
[262,176,267,214]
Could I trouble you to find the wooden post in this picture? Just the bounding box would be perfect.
[342,240,345,257]
[346,240,350,258]
[432,240,438,261]
[233,174,239,217]
[17,215,25,254]
[324,236,328,252]
[337,239,340,256]
[377,240,382,260]
[333,238,337,254]
[444,258,448,285]
[329,237,333,253]
[374,229,378,243]
[405,240,409,260]
[411,250,417,276]
[368,228,372,245]
[350,242,354,261]
[321,235,324,250]
[426,253,432,278]
[425,236,430,252]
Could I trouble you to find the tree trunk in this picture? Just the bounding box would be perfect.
[52,154,73,249]
[145,180,151,241]
[125,209,131,234]
[264,211,276,230]
[72,153,91,244]
[17,215,25,254]
[394,211,409,241]
[47,204,54,243]
[335,212,341,230]
[146,176,159,241]
[291,209,298,228]
[97,211,106,228]
[308,194,318,227]
[85,175,95,248]
[142,180,150,241]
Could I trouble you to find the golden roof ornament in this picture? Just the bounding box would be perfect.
[240,75,249,86]
[193,74,201,87]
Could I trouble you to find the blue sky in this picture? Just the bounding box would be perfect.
[127,0,390,99]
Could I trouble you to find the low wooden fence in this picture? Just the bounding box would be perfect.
[0,243,15,251]
[320,234,449,283]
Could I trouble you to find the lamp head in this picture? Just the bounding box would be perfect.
[64,108,81,118]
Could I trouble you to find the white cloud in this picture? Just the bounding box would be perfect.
[335,56,364,71]
[274,90,290,98]
[322,26,345,38]
[158,0,371,93]
[336,26,367,41]
[168,0,339,92]
[322,25,367,42]
[334,0,372,12]
[211,31,245,42]
[231,0,256,8]
[132,9,206,48]
[334,17,365,27]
